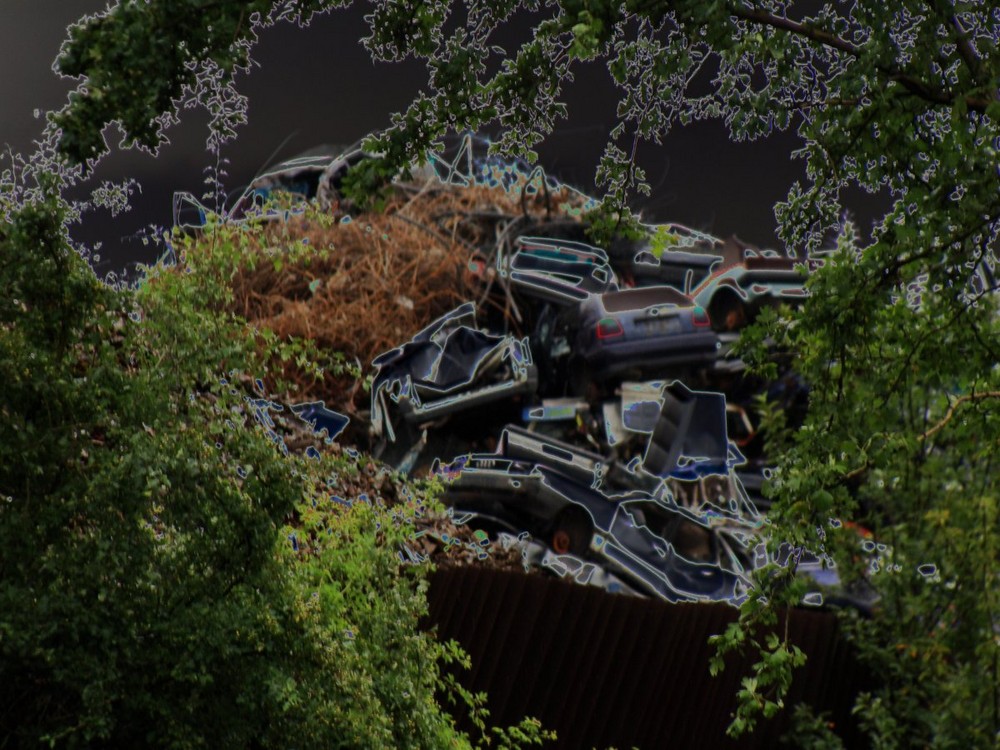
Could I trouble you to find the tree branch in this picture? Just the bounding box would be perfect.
[921,391,1000,441]
[732,7,859,57]
[731,5,991,113]
[948,13,985,84]
[923,0,989,90]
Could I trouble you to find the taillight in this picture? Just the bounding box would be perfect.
[596,317,624,339]
[692,305,711,327]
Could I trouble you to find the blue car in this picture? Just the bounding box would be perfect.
[505,236,619,306]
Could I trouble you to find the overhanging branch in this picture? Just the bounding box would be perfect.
[732,7,860,56]
[921,391,1000,441]
[728,5,992,113]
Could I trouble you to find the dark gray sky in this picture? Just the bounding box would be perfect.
[3,3,885,275]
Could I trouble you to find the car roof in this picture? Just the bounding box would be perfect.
[691,256,804,295]
[598,286,693,314]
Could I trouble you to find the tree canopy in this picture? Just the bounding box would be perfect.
[0,185,554,747]
[7,0,1000,746]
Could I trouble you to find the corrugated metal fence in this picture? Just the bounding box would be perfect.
[426,567,869,749]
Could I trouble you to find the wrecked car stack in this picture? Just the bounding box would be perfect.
[175,134,870,613]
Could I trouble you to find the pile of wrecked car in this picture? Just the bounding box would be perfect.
[174,135,875,614]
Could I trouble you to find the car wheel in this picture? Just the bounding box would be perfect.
[548,506,593,556]
[707,288,748,332]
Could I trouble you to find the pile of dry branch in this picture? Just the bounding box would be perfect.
[224,173,591,432]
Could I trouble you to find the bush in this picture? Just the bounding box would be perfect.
[0,194,549,748]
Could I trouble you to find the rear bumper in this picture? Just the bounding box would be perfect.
[583,333,720,379]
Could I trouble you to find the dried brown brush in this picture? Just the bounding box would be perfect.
[219,175,590,441]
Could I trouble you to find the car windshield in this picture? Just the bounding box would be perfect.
[601,286,692,313]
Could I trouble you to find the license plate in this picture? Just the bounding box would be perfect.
[636,316,682,335]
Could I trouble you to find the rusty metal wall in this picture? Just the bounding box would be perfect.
[426,567,868,749]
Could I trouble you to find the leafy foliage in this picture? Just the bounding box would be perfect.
[32,0,1000,746]
[2,190,294,745]
[0,182,551,746]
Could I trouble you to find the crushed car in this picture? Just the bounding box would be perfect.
[503,236,620,306]
[370,302,538,469]
[173,143,371,229]
[435,432,753,604]
[691,251,811,331]
[431,377,871,612]
[433,382,765,603]
[552,286,720,391]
